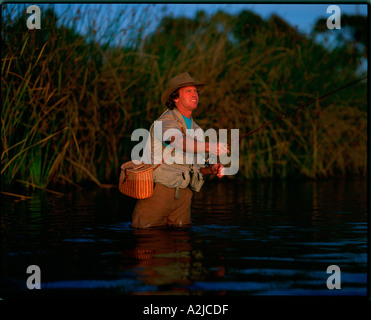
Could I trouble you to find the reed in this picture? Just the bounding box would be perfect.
[1,5,367,193]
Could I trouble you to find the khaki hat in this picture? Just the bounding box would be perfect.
[161,72,206,106]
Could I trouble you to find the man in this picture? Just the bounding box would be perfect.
[131,72,228,228]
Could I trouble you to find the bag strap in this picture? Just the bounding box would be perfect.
[153,114,187,171]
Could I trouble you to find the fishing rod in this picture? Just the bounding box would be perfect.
[237,76,367,143]
[205,75,367,166]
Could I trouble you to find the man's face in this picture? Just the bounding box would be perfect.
[174,86,199,112]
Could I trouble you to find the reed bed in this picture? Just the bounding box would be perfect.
[1,4,367,193]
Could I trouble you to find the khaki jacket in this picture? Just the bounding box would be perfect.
[149,108,205,197]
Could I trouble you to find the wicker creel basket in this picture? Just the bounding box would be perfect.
[119,161,154,199]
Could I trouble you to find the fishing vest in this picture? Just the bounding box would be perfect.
[148,108,205,199]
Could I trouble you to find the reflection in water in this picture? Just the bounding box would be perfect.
[0,178,368,297]
[123,228,193,292]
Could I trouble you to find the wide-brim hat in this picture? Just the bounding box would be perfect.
[161,72,206,106]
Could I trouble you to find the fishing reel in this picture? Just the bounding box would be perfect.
[204,154,217,167]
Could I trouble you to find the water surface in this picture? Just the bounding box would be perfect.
[1,178,368,298]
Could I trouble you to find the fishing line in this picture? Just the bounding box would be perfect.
[205,75,367,166]
[237,76,367,143]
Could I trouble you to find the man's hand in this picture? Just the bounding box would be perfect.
[210,163,225,178]
[200,163,225,177]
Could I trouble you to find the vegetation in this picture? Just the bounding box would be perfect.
[1,4,367,195]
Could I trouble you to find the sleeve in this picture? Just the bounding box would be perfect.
[151,114,182,143]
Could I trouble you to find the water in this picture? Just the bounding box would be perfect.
[1,178,368,298]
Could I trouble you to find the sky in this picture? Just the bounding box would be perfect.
[5,2,368,46]
[7,2,368,31]
[159,3,368,34]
